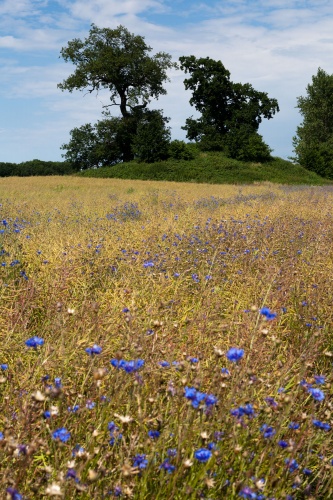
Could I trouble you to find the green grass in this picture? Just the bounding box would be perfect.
[78,152,329,185]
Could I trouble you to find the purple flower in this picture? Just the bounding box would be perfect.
[85,344,102,355]
[312,419,331,431]
[132,454,148,469]
[6,488,22,500]
[260,307,277,320]
[314,375,325,385]
[278,440,288,448]
[160,460,175,473]
[148,430,160,439]
[260,424,276,439]
[25,336,44,348]
[226,347,244,363]
[194,448,212,462]
[285,458,299,472]
[308,387,325,401]
[239,486,258,499]
[158,361,170,368]
[52,427,71,443]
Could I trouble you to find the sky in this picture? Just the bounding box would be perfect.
[1,0,333,163]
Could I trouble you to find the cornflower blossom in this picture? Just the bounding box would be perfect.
[0,364,8,370]
[160,460,175,473]
[226,347,244,363]
[312,419,331,431]
[194,448,212,462]
[184,387,217,409]
[85,344,102,355]
[52,427,71,443]
[260,307,277,320]
[285,458,299,472]
[308,387,325,401]
[158,361,170,368]
[132,454,148,469]
[110,359,144,373]
[231,404,255,418]
[260,424,276,439]
[25,336,44,348]
[148,430,160,439]
[239,486,261,499]
[6,488,22,500]
[314,375,325,385]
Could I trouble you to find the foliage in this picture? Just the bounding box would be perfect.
[58,24,176,162]
[168,140,196,160]
[179,56,279,160]
[1,179,333,498]
[293,68,333,178]
[78,151,328,185]
[131,110,171,163]
[0,159,73,176]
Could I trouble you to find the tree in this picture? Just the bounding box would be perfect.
[293,68,333,178]
[58,24,176,162]
[179,56,279,161]
[132,110,171,163]
[61,109,172,168]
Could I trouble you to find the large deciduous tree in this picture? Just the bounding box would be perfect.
[179,56,279,161]
[292,68,333,178]
[58,24,176,163]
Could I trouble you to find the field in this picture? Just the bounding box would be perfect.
[1,176,333,499]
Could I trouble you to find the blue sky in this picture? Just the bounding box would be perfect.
[1,0,333,162]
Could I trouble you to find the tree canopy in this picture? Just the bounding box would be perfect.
[58,24,176,163]
[293,68,333,178]
[179,56,279,161]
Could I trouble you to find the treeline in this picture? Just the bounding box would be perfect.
[0,159,73,177]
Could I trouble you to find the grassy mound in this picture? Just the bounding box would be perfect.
[78,152,329,185]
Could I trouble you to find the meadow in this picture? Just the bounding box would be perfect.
[1,176,333,499]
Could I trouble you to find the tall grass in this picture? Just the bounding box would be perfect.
[1,177,333,499]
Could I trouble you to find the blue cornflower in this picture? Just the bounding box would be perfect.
[314,375,325,385]
[25,336,44,348]
[167,448,177,457]
[158,361,170,368]
[54,377,62,388]
[144,261,154,267]
[260,424,276,439]
[285,458,299,472]
[226,347,244,362]
[278,440,288,448]
[221,368,230,375]
[68,405,80,413]
[66,468,78,480]
[205,394,218,406]
[303,468,312,476]
[308,387,325,401]
[238,486,258,499]
[260,307,277,320]
[52,427,71,443]
[148,430,160,439]
[122,308,130,313]
[86,400,95,409]
[160,460,175,473]
[72,445,85,457]
[231,403,255,418]
[265,397,278,408]
[132,454,148,469]
[312,419,331,431]
[0,364,8,370]
[188,357,199,363]
[43,411,51,419]
[184,386,206,408]
[289,422,300,430]
[85,344,102,355]
[194,448,212,462]
[0,431,4,440]
[123,359,144,373]
[6,488,22,500]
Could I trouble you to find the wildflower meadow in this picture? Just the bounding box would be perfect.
[1,177,333,499]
